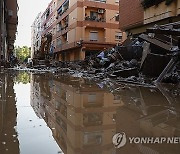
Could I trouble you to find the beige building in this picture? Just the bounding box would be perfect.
[31,12,42,59]
[55,0,121,61]
[38,0,121,61]
[31,75,124,154]
[30,74,180,154]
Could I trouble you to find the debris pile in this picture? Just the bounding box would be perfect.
[24,22,180,86]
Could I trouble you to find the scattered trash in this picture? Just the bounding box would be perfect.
[2,142,6,145]
[9,22,180,86]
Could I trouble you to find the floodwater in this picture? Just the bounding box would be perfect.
[0,71,180,154]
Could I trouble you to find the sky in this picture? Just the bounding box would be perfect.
[15,0,51,47]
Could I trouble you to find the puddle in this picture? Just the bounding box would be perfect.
[0,72,180,154]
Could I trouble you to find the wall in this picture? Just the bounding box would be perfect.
[120,0,144,31]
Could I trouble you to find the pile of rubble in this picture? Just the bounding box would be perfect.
[25,22,180,86]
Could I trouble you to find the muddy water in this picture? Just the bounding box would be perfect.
[0,72,180,154]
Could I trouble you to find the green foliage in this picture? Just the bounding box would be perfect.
[141,0,175,9]
[14,46,31,62]
[15,72,30,84]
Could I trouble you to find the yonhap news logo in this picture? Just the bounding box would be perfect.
[112,132,127,148]
[112,132,180,148]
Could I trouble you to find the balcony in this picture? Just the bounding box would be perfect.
[88,0,106,3]
[57,0,69,19]
[55,36,115,53]
[83,37,106,43]
[84,8,107,29]
[85,16,106,22]
[57,24,69,32]
[83,113,103,126]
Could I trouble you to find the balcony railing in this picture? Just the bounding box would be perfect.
[85,16,106,22]
[89,0,106,3]
[57,24,69,32]
[82,37,106,42]
[56,37,106,51]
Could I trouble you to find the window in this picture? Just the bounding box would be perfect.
[114,94,121,100]
[53,2,56,9]
[57,23,62,32]
[46,8,50,19]
[88,94,96,103]
[57,38,62,47]
[115,32,122,40]
[83,113,103,126]
[61,90,67,101]
[53,15,56,22]
[53,27,56,35]
[90,11,98,20]
[91,0,106,3]
[84,132,102,145]
[90,31,98,41]
[115,14,119,21]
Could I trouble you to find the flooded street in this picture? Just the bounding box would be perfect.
[0,71,180,154]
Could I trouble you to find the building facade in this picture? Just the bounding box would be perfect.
[31,12,42,59]
[120,0,180,37]
[0,0,18,65]
[32,0,121,61]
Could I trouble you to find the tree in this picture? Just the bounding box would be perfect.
[15,72,30,84]
[14,46,31,62]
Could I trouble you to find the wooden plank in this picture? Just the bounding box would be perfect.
[139,34,171,51]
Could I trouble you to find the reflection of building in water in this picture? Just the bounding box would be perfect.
[0,73,19,154]
[140,109,180,135]
[30,74,51,118]
[31,74,180,154]
[115,86,180,154]
[31,75,123,154]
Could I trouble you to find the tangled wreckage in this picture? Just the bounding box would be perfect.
[25,22,180,86]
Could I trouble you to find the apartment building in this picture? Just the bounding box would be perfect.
[120,0,180,37]
[41,0,57,58]
[31,13,42,59]
[55,0,121,61]
[32,0,121,61]
[30,74,45,118]
[0,0,18,65]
